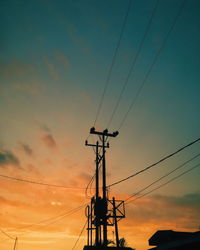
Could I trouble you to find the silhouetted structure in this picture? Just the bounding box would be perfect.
[148,230,200,250]
[84,128,134,250]
[83,247,133,250]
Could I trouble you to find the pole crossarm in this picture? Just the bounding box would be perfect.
[85,140,109,149]
[84,127,121,248]
[90,127,119,138]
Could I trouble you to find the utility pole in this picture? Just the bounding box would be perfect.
[113,197,119,247]
[83,128,133,250]
[13,237,18,250]
[85,128,118,247]
[90,128,118,246]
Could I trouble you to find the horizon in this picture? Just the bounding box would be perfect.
[0,0,200,249]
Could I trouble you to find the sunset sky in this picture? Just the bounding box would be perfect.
[0,0,200,249]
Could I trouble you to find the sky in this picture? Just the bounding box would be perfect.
[0,0,200,249]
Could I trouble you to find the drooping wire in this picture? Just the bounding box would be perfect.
[1,205,88,246]
[125,162,200,205]
[89,159,103,197]
[85,173,96,198]
[108,136,200,188]
[1,203,88,240]
[72,219,87,250]
[107,0,160,129]
[118,0,186,130]
[0,228,15,240]
[124,152,200,203]
[85,147,103,198]
[93,0,132,127]
[0,174,87,189]
[88,173,95,197]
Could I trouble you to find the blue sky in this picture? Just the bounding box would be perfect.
[0,0,200,249]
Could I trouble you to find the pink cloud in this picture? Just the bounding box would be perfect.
[41,134,57,149]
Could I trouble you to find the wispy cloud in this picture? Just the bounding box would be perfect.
[0,59,34,77]
[55,51,69,69]
[126,192,200,230]
[40,125,57,149]
[0,150,20,168]
[19,143,33,157]
[65,22,90,53]
[45,56,61,81]
[12,81,44,95]
[42,134,57,149]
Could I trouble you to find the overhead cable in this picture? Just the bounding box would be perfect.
[72,219,87,250]
[93,0,132,127]
[125,162,200,205]
[0,174,87,189]
[85,173,96,198]
[0,228,15,240]
[108,136,200,187]
[125,152,200,203]
[107,0,160,128]
[2,203,88,240]
[118,0,186,130]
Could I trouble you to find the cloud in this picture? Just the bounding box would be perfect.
[25,164,42,177]
[12,81,44,95]
[76,172,93,186]
[64,22,90,53]
[40,125,57,149]
[40,124,51,133]
[42,134,57,149]
[0,58,45,96]
[19,143,33,156]
[45,57,60,81]
[126,192,200,230]
[153,193,200,210]
[0,59,34,77]
[55,51,69,69]
[0,150,20,168]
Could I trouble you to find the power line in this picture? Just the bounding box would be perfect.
[118,0,186,130]
[4,205,87,244]
[72,219,87,250]
[32,204,86,229]
[108,136,200,188]
[0,174,87,189]
[85,173,95,198]
[125,152,200,203]
[125,162,200,205]
[1,203,88,240]
[2,206,87,246]
[93,0,132,127]
[107,0,160,128]
[0,228,15,240]
[85,158,102,198]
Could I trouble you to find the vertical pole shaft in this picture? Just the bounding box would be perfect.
[102,134,107,246]
[96,142,99,199]
[113,197,119,247]
[87,206,90,246]
[95,141,99,245]
[90,200,93,246]
[13,237,18,250]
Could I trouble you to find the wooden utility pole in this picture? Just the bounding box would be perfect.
[86,127,118,247]
[83,128,133,250]
[13,237,18,250]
